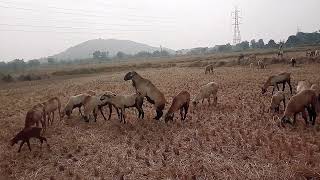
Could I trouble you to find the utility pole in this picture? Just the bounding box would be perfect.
[231,6,241,45]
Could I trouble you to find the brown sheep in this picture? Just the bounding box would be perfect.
[11,127,47,152]
[281,90,319,126]
[205,64,214,74]
[24,103,46,131]
[290,57,296,67]
[261,72,293,95]
[270,91,286,113]
[164,91,190,122]
[43,97,61,125]
[192,82,218,106]
[124,71,166,120]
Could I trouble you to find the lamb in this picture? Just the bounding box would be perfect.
[42,97,61,125]
[257,59,266,69]
[63,93,90,119]
[100,92,144,124]
[24,103,46,131]
[270,91,286,113]
[281,89,318,126]
[261,72,293,95]
[205,64,214,74]
[164,91,190,122]
[124,71,166,120]
[192,82,218,106]
[290,57,296,67]
[296,80,312,94]
[11,127,47,152]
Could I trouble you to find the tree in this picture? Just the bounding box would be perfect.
[116,51,127,59]
[250,39,257,49]
[28,59,40,67]
[235,41,250,50]
[7,59,26,71]
[266,39,277,48]
[93,50,101,59]
[47,58,56,65]
[257,39,265,48]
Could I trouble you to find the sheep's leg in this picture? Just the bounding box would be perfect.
[122,108,126,124]
[287,81,293,94]
[26,139,32,151]
[207,97,211,106]
[99,106,107,121]
[276,84,280,91]
[184,104,189,120]
[107,104,112,121]
[18,141,25,152]
[58,108,62,121]
[154,104,164,120]
[180,108,184,121]
[214,97,218,106]
[282,82,285,91]
[302,109,309,125]
[201,99,204,104]
[78,107,83,117]
[272,86,275,95]
[52,112,55,125]
[93,108,98,122]
[283,98,286,110]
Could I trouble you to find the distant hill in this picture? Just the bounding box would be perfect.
[50,39,175,60]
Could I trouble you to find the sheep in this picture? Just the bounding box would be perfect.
[192,82,218,106]
[100,92,144,124]
[82,94,108,123]
[311,84,320,99]
[164,91,190,122]
[290,57,296,67]
[270,91,286,113]
[205,64,214,74]
[249,63,254,69]
[63,93,90,119]
[87,90,96,96]
[316,50,319,56]
[296,80,312,94]
[24,103,46,131]
[42,97,61,125]
[257,59,266,69]
[261,72,293,95]
[11,127,47,152]
[281,89,318,126]
[124,71,166,120]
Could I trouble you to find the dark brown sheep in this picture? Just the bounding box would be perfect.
[11,127,47,152]
[164,91,190,122]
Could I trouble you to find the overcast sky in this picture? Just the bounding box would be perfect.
[0,0,319,61]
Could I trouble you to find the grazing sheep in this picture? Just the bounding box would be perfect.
[192,82,218,106]
[25,103,46,130]
[100,92,144,124]
[43,97,61,125]
[63,93,90,119]
[249,63,254,69]
[11,127,47,152]
[296,80,312,94]
[261,72,293,95]
[316,50,319,56]
[205,64,214,74]
[270,91,286,113]
[290,57,296,67]
[164,91,190,122]
[124,71,166,120]
[281,90,318,126]
[82,95,109,123]
[257,59,266,69]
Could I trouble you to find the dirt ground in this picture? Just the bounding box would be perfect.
[1,63,320,179]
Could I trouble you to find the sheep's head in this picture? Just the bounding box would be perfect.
[10,136,19,146]
[164,113,173,123]
[124,71,137,81]
[281,116,293,126]
[100,93,116,102]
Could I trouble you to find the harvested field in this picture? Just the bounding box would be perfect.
[1,63,320,179]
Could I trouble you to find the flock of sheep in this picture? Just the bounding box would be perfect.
[9,62,320,153]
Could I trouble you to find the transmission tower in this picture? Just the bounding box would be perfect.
[231,6,241,44]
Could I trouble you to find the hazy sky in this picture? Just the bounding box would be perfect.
[0,0,319,61]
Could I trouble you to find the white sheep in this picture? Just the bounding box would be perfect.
[100,92,144,124]
[82,94,109,123]
[42,97,61,125]
[270,91,286,113]
[296,80,312,94]
[311,84,319,98]
[63,93,90,119]
[192,82,218,106]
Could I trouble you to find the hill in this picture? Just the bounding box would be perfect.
[50,39,174,60]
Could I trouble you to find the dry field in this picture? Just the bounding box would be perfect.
[1,63,320,179]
